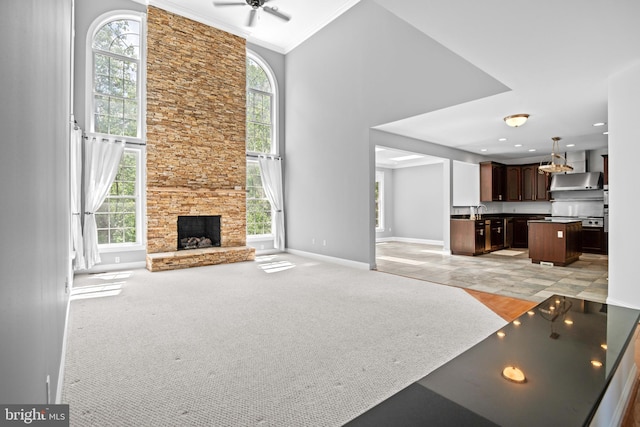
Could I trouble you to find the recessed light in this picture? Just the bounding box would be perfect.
[527,311,535,316]
[513,320,521,326]
[591,360,603,367]
[528,149,536,152]
[481,149,488,152]
[566,144,575,147]
[564,319,573,325]
[498,138,507,142]
[497,331,506,338]
[514,144,523,147]
[601,344,608,350]
[603,131,609,135]
[593,122,606,127]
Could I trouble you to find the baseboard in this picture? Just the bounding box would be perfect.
[55,296,71,404]
[84,261,146,274]
[285,248,371,270]
[376,237,444,246]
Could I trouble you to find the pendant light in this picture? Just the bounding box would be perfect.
[538,137,573,174]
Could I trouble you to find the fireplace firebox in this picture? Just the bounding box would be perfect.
[177,215,221,250]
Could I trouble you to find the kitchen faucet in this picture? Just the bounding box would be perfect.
[476,204,487,219]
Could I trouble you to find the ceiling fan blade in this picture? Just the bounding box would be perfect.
[212,1,246,6]
[247,9,258,27]
[263,6,290,21]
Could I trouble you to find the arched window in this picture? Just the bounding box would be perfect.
[246,52,277,238]
[246,54,276,154]
[91,17,142,138]
[87,13,145,248]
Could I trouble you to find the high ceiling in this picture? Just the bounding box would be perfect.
[146,0,640,160]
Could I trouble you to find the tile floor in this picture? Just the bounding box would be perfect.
[375,241,609,303]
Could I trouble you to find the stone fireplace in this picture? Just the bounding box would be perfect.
[177,215,221,250]
[144,6,255,272]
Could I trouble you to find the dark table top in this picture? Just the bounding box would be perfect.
[346,295,640,427]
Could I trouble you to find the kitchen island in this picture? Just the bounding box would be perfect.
[528,219,582,266]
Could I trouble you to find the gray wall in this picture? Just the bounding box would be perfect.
[393,164,444,241]
[0,0,72,403]
[285,1,506,266]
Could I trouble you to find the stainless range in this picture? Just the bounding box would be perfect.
[544,216,604,228]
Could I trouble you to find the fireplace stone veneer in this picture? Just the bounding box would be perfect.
[144,7,255,272]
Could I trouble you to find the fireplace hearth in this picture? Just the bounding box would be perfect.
[177,215,221,250]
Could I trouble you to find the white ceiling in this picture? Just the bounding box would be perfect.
[147,0,640,160]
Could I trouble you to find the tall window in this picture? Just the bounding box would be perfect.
[91,18,141,137]
[96,149,140,244]
[89,13,145,247]
[376,171,385,231]
[246,53,276,237]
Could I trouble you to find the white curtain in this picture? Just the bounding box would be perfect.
[83,135,125,269]
[258,155,285,250]
[70,126,85,270]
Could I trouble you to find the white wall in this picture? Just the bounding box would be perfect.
[285,1,507,267]
[607,61,640,309]
[392,164,444,242]
[0,0,72,403]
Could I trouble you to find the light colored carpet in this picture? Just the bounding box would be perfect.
[62,253,505,426]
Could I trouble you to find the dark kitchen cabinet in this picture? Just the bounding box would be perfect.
[582,227,607,254]
[521,164,550,201]
[490,219,505,250]
[534,169,551,201]
[451,219,488,256]
[480,162,505,202]
[512,218,529,248]
[506,166,521,201]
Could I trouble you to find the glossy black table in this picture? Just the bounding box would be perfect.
[346,295,640,427]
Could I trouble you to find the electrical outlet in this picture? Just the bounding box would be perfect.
[115,256,120,263]
[323,240,327,246]
[557,231,563,238]
[311,238,315,245]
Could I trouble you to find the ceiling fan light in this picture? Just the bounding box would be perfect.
[504,114,530,128]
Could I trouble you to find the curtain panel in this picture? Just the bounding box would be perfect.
[258,155,285,250]
[82,135,125,269]
[70,127,85,270]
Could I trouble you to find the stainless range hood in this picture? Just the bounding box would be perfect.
[550,172,603,191]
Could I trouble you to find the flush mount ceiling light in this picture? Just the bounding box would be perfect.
[504,114,530,127]
[502,366,527,383]
[538,137,574,175]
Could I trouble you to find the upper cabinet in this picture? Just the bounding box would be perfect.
[480,161,505,202]
[506,166,521,201]
[482,162,549,203]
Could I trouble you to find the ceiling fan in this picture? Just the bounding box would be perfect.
[213,0,291,27]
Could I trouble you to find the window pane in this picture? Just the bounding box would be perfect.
[97,150,139,245]
[246,162,272,235]
[247,58,271,92]
[93,19,140,60]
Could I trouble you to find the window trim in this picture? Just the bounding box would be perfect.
[85,10,146,145]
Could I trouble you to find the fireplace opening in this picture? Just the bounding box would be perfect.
[177,215,221,250]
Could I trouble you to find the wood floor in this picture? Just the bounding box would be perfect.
[465,289,640,426]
